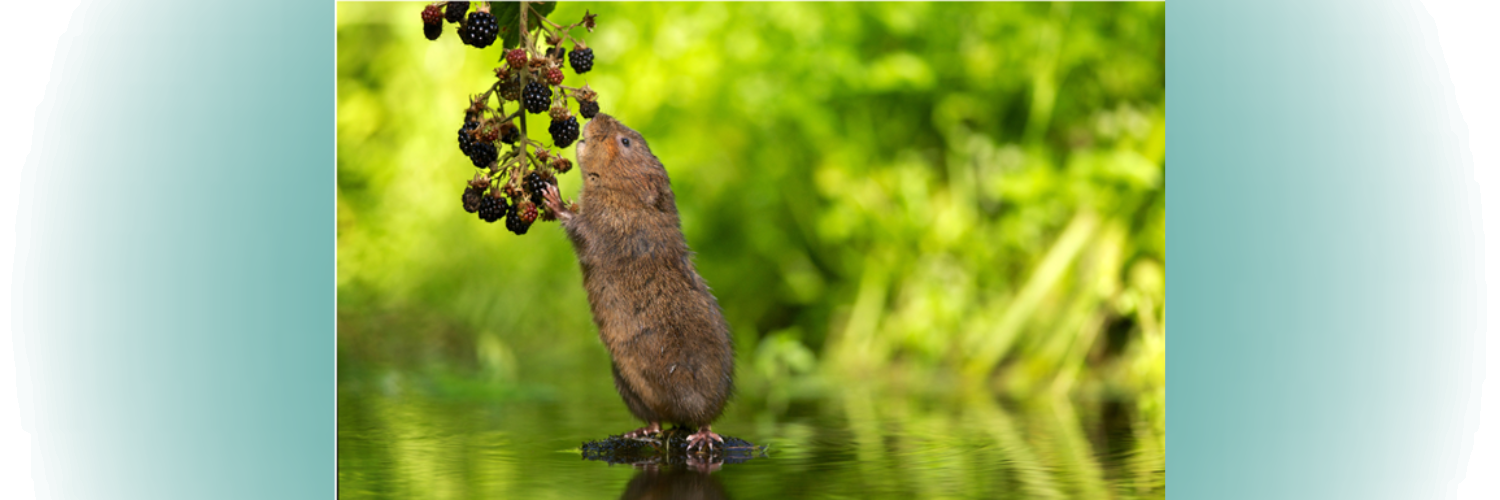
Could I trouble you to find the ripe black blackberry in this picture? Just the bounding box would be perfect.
[457,120,478,156]
[549,116,580,148]
[506,201,536,234]
[478,193,508,223]
[444,1,469,23]
[424,22,442,41]
[569,46,594,73]
[522,81,551,114]
[468,142,497,168]
[464,11,498,48]
[524,171,557,205]
[462,187,482,213]
[499,121,521,144]
[578,99,600,119]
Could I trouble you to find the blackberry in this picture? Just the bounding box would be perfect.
[524,171,557,205]
[578,99,600,119]
[478,193,508,223]
[544,67,564,85]
[522,81,551,114]
[499,121,521,144]
[422,5,443,25]
[506,201,536,234]
[462,187,482,213]
[499,72,522,101]
[444,1,469,23]
[458,21,474,45]
[506,49,528,69]
[468,142,497,168]
[457,120,478,156]
[569,46,595,73]
[464,11,498,48]
[424,22,442,41]
[549,116,580,148]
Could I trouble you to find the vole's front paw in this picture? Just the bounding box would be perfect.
[542,184,573,222]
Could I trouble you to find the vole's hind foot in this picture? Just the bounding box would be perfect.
[624,421,661,440]
[541,183,572,222]
[685,425,724,454]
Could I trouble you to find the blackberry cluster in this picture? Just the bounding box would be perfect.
[478,194,508,223]
[444,2,469,24]
[432,8,606,236]
[569,47,595,73]
[524,171,557,205]
[464,11,498,48]
[550,116,580,148]
[522,81,552,114]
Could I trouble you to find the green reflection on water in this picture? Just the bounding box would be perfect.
[338,372,1163,499]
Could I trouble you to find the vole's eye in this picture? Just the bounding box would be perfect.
[620,137,631,148]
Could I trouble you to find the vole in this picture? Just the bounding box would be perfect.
[541,113,734,452]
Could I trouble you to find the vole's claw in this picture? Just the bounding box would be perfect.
[624,421,662,440]
[542,183,572,221]
[684,426,724,454]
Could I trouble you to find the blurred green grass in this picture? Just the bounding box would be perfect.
[337,2,1164,414]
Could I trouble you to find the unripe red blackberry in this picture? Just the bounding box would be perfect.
[549,116,580,148]
[569,46,594,73]
[506,49,527,69]
[478,192,508,223]
[522,81,551,114]
[468,142,497,168]
[422,5,443,25]
[424,22,442,41]
[462,186,482,213]
[464,11,498,48]
[519,202,538,224]
[544,66,565,85]
[444,1,469,23]
[476,119,500,142]
[524,171,557,205]
[578,99,599,119]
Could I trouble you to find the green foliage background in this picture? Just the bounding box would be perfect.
[338,1,1163,419]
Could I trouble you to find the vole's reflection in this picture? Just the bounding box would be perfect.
[618,460,729,500]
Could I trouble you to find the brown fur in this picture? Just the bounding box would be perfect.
[553,113,734,428]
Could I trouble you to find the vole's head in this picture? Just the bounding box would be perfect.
[575,113,666,199]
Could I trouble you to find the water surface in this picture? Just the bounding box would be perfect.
[338,372,1163,499]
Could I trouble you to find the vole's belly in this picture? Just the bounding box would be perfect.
[587,266,732,425]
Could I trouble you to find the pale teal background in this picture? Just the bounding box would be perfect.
[1171,0,1484,498]
[12,0,331,498]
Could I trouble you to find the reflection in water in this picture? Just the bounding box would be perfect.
[337,373,1164,499]
[619,464,729,500]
